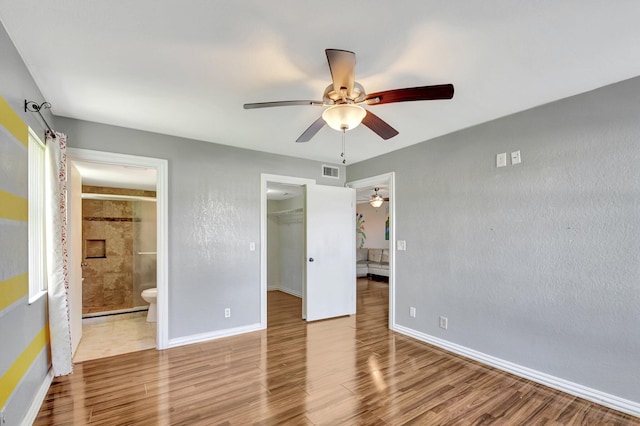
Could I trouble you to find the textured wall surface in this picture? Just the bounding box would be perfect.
[56,116,344,339]
[348,76,640,403]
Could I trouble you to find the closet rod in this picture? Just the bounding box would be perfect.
[24,100,57,139]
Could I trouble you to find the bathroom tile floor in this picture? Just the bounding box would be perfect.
[73,311,156,363]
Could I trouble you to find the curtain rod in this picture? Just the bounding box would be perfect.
[24,100,57,139]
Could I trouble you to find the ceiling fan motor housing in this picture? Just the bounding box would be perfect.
[323,82,366,105]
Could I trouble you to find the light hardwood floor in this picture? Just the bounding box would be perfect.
[35,279,638,425]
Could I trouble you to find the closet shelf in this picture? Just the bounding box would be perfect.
[268,208,303,217]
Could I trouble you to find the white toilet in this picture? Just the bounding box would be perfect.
[141,288,157,322]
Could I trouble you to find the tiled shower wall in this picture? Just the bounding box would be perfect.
[82,186,156,314]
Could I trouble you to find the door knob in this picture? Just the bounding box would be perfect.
[309,258,314,262]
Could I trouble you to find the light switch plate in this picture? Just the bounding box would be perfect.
[439,316,448,329]
[249,242,256,251]
[511,150,521,165]
[397,240,406,251]
[496,152,507,168]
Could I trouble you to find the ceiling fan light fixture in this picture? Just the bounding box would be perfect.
[369,187,384,208]
[322,104,366,131]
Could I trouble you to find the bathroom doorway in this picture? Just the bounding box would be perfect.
[74,189,157,361]
[67,148,169,361]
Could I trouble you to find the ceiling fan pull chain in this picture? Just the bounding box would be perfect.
[341,129,346,164]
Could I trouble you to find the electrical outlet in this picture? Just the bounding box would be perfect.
[224,308,231,318]
[439,316,448,330]
[410,307,416,318]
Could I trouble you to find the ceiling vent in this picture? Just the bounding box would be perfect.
[322,165,339,179]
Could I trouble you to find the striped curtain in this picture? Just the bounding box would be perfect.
[45,130,73,376]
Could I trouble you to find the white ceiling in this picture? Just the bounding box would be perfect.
[267,182,303,201]
[2,2,640,166]
[71,160,157,191]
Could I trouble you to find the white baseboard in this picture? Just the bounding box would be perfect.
[167,323,263,349]
[392,324,640,418]
[21,369,53,426]
[267,285,302,298]
[275,287,302,298]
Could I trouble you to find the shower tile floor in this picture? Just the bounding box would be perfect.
[73,311,156,363]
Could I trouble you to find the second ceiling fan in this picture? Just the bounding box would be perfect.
[244,49,455,142]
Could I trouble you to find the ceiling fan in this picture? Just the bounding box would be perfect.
[357,187,390,206]
[369,188,388,208]
[244,49,455,143]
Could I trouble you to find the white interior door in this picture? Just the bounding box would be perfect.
[67,162,83,355]
[305,184,356,321]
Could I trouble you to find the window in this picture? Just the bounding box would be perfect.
[28,129,47,302]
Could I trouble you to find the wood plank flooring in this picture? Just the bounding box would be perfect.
[35,279,639,425]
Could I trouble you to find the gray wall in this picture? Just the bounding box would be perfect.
[347,76,640,403]
[56,116,344,339]
[0,22,55,425]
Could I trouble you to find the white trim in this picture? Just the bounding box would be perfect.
[168,323,263,348]
[20,368,53,426]
[393,324,640,418]
[27,128,47,303]
[260,174,316,329]
[66,148,169,350]
[346,172,396,330]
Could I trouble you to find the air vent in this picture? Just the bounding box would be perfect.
[322,165,339,179]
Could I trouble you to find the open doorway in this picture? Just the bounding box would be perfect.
[260,175,314,327]
[266,181,305,324]
[66,148,169,361]
[260,174,356,328]
[347,172,396,329]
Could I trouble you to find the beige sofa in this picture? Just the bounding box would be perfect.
[357,248,389,279]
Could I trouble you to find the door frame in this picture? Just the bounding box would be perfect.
[260,174,315,328]
[67,148,169,349]
[346,172,396,330]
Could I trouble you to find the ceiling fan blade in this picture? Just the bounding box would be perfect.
[296,116,326,143]
[361,110,399,140]
[326,49,356,98]
[365,84,454,105]
[244,100,323,109]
